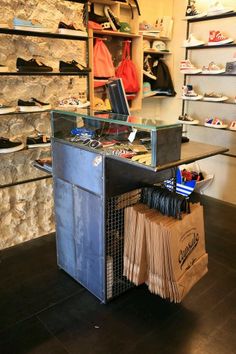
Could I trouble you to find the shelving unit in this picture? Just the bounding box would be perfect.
[0,1,90,188]
[182,11,236,158]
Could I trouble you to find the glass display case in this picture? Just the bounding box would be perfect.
[51,110,183,169]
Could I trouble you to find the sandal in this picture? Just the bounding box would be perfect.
[204,117,228,129]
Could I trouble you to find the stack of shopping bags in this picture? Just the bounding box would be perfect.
[123,201,208,303]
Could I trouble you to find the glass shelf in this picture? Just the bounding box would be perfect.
[188,11,236,23]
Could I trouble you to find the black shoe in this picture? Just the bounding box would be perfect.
[16,58,53,72]
[18,98,51,112]
[58,21,87,37]
[59,60,90,73]
[27,135,51,148]
[89,3,111,29]
[0,137,24,153]
[104,6,121,31]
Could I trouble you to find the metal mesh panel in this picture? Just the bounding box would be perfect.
[106,189,141,301]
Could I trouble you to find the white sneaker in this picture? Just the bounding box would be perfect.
[180,59,202,74]
[182,85,203,100]
[202,61,225,74]
[207,0,234,16]
[183,34,205,47]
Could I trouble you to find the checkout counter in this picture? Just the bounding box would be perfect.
[50,110,227,303]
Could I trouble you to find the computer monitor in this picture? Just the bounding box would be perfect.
[106,78,130,116]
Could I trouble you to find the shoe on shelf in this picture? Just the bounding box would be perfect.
[225,61,236,74]
[203,92,228,102]
[204,117,228,129]
[89,3,111,30]
[16,58,53,72]
[59,60,90,72]
[18,98,51,112]
[178,113,199,124]
[119,22,131,33]
[143,82,158,98]
[143,55,157,80]
[0,137,24,153]
[104,6,121,31]
[180,59,202,74]
[0,102,16,114]
[0,64,9,72]
[208,30,233,46]
[182,85,203,100]
[59,96,90,109]
[13,17,52,33]
[202,61,225,74]
[27,134,51,148]
[93,97,106,111]
[184,0,207,19]
[139,21,160,34]
[229,121,236,131]
[207,0,234,17]
[58,22,88,37]
[183,33,205,47]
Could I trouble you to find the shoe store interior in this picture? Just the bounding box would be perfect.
[0,0,236,353]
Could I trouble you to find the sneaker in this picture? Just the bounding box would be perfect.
[59,60,90,73]
[0,137,24,153]
[183,34,205,47]
[208,30,233,46]
[104,6,121,31]
[202,61,225,74]
[16,58,53,72]
[0,103,16,114]
[0,64,9,72]
[34,158,52,173]
[182,85,202,100]
[180,59,201,74]
[203,92,228,102]
[13,17,52,33]
[178,113,199,124]
[207,0,233,16]
[27,135,51,148]
[143,55,157,80]
[59,96,90,109]
[184,0,206,19]
[205,117,228,128]
[139,21,160,34]
[225,61,236,74]
[89,3,111,30]
[58,22,87,37]
[143,39,151,51]
[18,98,51,112]
[229,121,236,131]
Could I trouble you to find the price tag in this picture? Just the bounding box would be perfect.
[128,128,137,143]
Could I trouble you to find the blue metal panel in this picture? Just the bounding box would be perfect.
[52,140,103,195]
[73,185,105,301]
[54,178,77,279]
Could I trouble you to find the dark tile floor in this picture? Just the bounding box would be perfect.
[0,195,236,354]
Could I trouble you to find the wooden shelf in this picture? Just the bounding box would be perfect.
[92,29,140,38]
[89,0,136,8]
[144,50,172,55]
[143,35,171,41]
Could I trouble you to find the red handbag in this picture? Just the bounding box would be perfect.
[93,38,115,78]
[115,41,140,94]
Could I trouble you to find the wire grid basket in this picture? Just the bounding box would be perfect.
[106,189,142,301]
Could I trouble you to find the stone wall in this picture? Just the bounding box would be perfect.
[0,0,87,249]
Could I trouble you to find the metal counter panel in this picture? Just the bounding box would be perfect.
[52,140,103,195]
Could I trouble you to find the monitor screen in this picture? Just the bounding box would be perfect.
[106,78,130,116]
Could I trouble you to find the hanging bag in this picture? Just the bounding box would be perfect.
[116,41,140,94]
[93,38,115,78]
